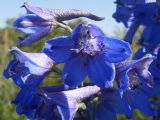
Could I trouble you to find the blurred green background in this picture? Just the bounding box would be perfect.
[0,17,152,120]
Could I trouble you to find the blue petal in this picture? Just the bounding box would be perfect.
[87,56,115,88]
[13,84,46,117]
[149,58,160,82]
[41,84,65,93]
[57,106,76,120]
[124,21,140,44]
[41,92,69,107]
[134,3,157,26]
[139,84,160,97]
[14,14,53,46]
[41,92,77,120]
[112,6,134,28]
[15,95,41,116]
[31,102,56,120]
[113,0,146,27]
[148,51,160,83]
[116,72,130,90]
[18,26,51,47]
[71,24,105,40]
[9,47,53,76]
[24,74,48,87]
[3,59,31,87]
[121,0,145,5]
[133,54,155,86]
[136,68,154,87]
[13,85,37,105]
[43,36,73,63]
[124,89,154,116]
[22,2,55,21]
[22,53,53,71]
[3,60,18,78]
[12,65,30,87]
[14,14,50,34]
[62,55,87,87]
[102,37,132,63]
[95,102,117,120]
[102,89,132,117]
[18,26,49,35]
[4,48,50,88]
[138,24,160,52]
[115,60,136,90]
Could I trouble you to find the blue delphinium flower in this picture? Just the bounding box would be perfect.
[3,47,53,88]
[14,2,105,47]
[115,54,155,90]
[113,0,157,27]
[12,85,65,120]
[3,47,54,117]
[132,50,160,98]
[113,0,158,44]
[115,54,156,116]
[39,85,100,120]
[43,23,132,88]
[14,14,54,47]
[113,0,146,28]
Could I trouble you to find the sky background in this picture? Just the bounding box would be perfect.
[0,0,128,35]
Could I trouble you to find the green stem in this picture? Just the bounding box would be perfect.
[56,21,72,32]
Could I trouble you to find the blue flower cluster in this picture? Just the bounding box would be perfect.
[3,1,160,120]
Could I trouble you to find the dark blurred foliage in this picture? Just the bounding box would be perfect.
[0,18,151,120]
